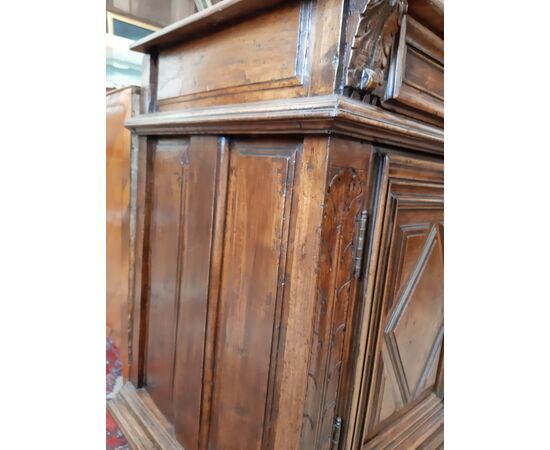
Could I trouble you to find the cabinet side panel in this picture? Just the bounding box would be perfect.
[172,136,221,450]
[209,141,298,450]
[146,139,189,421]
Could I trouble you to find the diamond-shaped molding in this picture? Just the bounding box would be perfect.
[384,223,444,403]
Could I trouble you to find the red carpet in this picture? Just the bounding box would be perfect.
[106,338,130,450]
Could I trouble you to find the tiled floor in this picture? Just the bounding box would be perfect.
[106,338,130,450]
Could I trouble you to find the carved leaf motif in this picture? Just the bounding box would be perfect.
[300,168,366,449]
[345,0,407,99]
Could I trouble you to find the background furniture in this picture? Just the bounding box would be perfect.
[108,1,444,448]
[106,86,140,379]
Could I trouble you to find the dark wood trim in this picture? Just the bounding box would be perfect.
[128,138,154,387]
[141,53,159,115]
[106,85,140,98]
[407,0,443,38]
[126,89,141,383]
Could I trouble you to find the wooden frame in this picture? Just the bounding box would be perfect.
[106,11,160,37]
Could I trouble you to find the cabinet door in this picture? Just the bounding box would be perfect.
[359,154,444,449]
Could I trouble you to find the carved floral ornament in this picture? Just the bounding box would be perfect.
[345,0,408,99]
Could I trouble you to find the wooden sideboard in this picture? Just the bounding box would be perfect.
[106,86,140,380]
[107,1,444,449]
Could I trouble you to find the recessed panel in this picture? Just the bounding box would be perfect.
[361,170,444,449]
[146,139,189,421]
[209,140,298,450]
[157,2,305,104]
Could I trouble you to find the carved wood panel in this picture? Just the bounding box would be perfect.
[300,165,369,450]
[360,162,444,449]
[382,16,444,126]
[343,1,444,126]
[344,0,408,101]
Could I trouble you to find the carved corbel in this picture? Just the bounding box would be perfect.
[345,0,408,101]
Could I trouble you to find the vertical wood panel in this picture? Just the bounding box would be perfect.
[209,141,298,450]
[199,138,231,450]
[172,136,221,450]
[272,137,329,450]
[146,139,189,421]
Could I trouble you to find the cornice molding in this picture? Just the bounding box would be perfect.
[125,95,443,154]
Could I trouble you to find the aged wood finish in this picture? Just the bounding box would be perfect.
[145,139,189,419]
[382,16,444,125]
[346,153,444,450]
[344,0,408,99]
[113,0,444,449]
[171,136,221,449]
[361,156,443,449]
[209,139,299,450]
[271,136,329,450]
[106,86,140,380]
[139,137,225,447]
[343,0,444,125]
[107,382,184,450]
[157,2,307,106]
[126,95,444,154]
[300,138,375,450]
[131,0,293,52]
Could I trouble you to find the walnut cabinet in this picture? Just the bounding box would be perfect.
[108,1,444,449]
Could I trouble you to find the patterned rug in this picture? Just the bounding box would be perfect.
[107,338,130,450]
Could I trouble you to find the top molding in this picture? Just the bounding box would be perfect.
[131,0,443,53]
[130,0,290,53]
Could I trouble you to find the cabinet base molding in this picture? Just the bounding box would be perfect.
[363,393,443,450]
[107,382,184,450]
